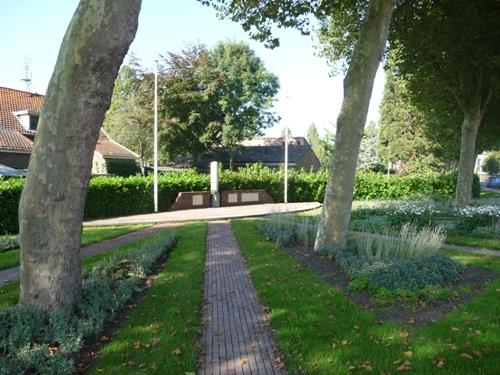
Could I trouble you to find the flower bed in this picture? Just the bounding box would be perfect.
[0,233,178,375]
[260,217,463,295]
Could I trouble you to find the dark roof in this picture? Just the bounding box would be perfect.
[196,144,313,167]
[241,137,309,146]
[0,86,137,159]
[234,145,312,164]
[0,87,43,131]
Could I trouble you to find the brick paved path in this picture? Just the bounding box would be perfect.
[200,221,287,375]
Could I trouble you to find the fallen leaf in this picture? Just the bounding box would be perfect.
[451,327,460,332]
[133,341,141,349]
[460,353,473,360]
[100,335,110,342]
[96,370,104,373]
[241,358,248,365]
[397,360,412,371]
[435,357,445,368]
[138,364,145,369]
[171,348,182,356]
[404,351,413,357]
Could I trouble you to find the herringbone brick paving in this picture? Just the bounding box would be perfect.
[200,221,287,375]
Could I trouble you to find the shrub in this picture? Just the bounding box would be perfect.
[0,233,178,375]
[369,254,463,291]
[453,205,500,232]
[0,178,23,234]
[105,159,140,177]
[482,152,500,175]
[0,234,18,252]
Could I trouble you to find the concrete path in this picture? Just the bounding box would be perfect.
[0,223,177,286]
[200,222,287,375]
[84,202,320,227]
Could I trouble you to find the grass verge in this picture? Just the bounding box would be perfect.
[0,224,150,271]
[89,222,207,375]
[445,234,500,250]
[232,219,500,375]
[0,225,166,309]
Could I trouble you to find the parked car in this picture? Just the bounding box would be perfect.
[486,176,500,189]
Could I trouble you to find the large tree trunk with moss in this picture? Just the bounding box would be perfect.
[18,0,141,313]
[455,110,481,208]
[453,72,494,208]
[314,0,395,251]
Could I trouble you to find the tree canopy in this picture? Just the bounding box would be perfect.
[103,57,154,168]
[388,0,500,206]
[160,41,279,165]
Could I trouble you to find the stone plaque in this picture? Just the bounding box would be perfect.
[228,193,238,203]
[192,194,204,206]
[241,192,259,202]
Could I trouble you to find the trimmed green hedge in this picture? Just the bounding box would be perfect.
[0,168,480,234]
[0,178,24,234]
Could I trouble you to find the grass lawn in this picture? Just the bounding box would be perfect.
[446,234,500,250]
[89,222,207,375]
[0,224,163,309]
[479,190,500,198]
[232,219,500,375]
[0,224,149,271]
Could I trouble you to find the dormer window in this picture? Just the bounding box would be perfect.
[13,110,39,132]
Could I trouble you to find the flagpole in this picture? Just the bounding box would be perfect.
[284,123,288,204]
[153,59,159,212]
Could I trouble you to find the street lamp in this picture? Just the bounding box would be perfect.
[153,59,159,212]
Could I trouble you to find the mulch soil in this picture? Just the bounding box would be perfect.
[284,244,499,326]
[72,245,175,374]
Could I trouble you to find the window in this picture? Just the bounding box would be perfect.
[29,115,39,131]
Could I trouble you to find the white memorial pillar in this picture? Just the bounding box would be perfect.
[210,161,220,207]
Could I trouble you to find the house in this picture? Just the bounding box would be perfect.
[184,137,321,172]
[0,86,139,176]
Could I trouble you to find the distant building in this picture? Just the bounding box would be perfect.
[475,151,498,182]
[0,86,139,175]
[180,137,321,172]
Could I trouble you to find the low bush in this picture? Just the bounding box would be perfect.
[0,233,178,375]
[260,214,316,247]
[0,234,18,252]
[368,253,463,291]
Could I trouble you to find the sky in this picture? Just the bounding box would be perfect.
[0,0,385,138]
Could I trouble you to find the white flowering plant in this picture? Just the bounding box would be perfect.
[454,205,500,232]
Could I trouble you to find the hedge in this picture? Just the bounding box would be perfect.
[0,167,480,234]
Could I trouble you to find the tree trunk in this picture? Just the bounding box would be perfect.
[19,0,141,313]
[229,151,234,171]
[455,109,482,208]
[314,0,395,251]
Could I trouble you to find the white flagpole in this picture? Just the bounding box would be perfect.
[284,124,288,204]
[153,60,159,212]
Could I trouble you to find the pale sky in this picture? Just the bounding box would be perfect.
[0,0,385,138]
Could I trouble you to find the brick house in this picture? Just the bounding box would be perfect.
[0,86,139,175]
